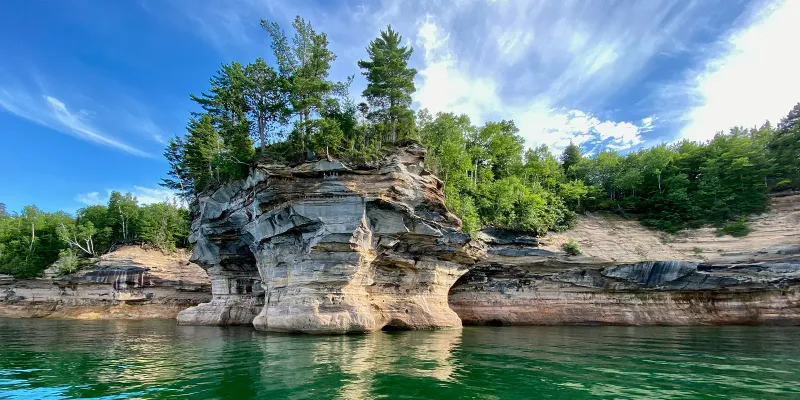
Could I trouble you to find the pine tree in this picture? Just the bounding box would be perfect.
[244,58,290,151]
[161,136,193,198]
[262,16,336,148]
[358,25,417,144]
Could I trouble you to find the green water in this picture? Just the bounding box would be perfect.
[0,319,798,399]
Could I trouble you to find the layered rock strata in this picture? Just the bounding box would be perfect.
[449,228,800,325]
[0,247,210,320]
[177,145,481,333]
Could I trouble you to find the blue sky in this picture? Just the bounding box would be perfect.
[1,0,799,213]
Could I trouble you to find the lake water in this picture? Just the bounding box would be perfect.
[0,319,798,399]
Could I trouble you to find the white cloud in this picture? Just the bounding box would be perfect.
[0,86,152,157]
[679,0,800,142]
[413,17,652,153]
[75,186,183,207]
[148,0,776,150]
[75,192,103,206]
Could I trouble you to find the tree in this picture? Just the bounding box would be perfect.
[161,136,193,198]
[138,202,189,251]
[107,192,139,243]
[641,144,673,193]
[358,25,417,144]
[561,142,582,176]
[482,120,524,180]
[262,16,337,148]
[244,58,290,150]
[57,220,97,256]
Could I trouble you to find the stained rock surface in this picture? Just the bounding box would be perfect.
[0,246,210,320]
[177,145,481,333]
[178,144,800,330]
[449,226,800,326]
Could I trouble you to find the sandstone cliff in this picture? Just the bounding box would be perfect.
[449,195,800,326]
[178,144,800,331]
[0,246,210,319]
[177,145,481,333]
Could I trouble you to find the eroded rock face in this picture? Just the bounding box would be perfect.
[449,233,800,326]
[177,145,481,333]
[0,246,210,320]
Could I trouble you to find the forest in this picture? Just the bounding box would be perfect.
[0,195,188,278]
[2,16,799,278]
[161,15,800,236]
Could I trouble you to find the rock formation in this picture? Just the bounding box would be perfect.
[0,246,210,319]
[177,145,481,333]
[178,144,800,331]
[449,219,800,326]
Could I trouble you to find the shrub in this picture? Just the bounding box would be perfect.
[693,247,703,254]
[717,217,751,237]
[55,249,79,275]
[562,238,582,256]
[773,179,794,192]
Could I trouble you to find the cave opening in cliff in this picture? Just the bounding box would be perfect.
[381,319,413,331]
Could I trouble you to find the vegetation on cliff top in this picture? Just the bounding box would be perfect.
[0,195,188,278]
[162,15,800,237]
[2,17,799,279]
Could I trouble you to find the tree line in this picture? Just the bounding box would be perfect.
[0,193,188,278]
[421,104,799,235]
[162,14,800,238]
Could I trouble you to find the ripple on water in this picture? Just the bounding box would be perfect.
[0,320,799,399]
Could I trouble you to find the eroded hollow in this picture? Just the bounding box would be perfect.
[381,319,413,331]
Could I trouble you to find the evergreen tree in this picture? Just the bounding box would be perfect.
[161,136,193,198]
[358,25,418,144]
[244,58,290,151]
[262,16,337,147]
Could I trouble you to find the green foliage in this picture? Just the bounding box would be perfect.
[562,239,582,256]
[55,249,79,276]
[157,14,798,240]
[717,217,752,237]
[358,25,417,144]
[693,247,703,254]
[773,179,793,191]
[0,206,71,278]
[0,195,190,278]
[138,202,189,251]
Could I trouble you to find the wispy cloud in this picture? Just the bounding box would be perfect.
[75,186,182,207]
[0,84,152,157]
[141,0,779,152]
[413,14,654,152]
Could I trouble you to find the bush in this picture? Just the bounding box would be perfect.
[562,238,582,256]
[55,249,79,275]
[717,217,751,237]
[693,247,703,254]
[773,179,794,192]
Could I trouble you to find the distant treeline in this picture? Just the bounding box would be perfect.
[0,193,188,278]
[421,106,799,235]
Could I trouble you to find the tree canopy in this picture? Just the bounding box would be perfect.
[159,14,800,239]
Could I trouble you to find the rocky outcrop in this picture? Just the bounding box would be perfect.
[177,147,800,330]
[449,228,800,326]
[0,246,210,320]
[177,145,481,333]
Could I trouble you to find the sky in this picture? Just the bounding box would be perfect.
[1,0,799,214]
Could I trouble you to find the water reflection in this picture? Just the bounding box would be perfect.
[1,319,799,399]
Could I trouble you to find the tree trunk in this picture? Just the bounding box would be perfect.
[258,115,266,151]
[658,173,662,193]
[26,222,35,262]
